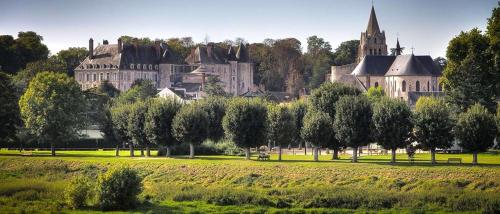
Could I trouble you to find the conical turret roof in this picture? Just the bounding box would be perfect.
[366,6,381,36]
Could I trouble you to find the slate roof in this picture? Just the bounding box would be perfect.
[366,6,381,36]
[352,55,396,76]
[185,43,250,65]
[385,55,441,76]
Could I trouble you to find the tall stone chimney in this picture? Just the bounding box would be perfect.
[154,40,161,60]
[89,38,94,59]
[103,40,109,45]
[117,38,122,53]
[133,38,139,57]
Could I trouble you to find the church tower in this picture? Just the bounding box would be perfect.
[357,6,388,62]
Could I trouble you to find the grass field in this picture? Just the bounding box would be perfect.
[0,149,499,213]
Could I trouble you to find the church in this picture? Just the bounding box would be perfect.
[331,6,443,106]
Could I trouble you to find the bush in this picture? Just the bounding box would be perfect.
[97,167,142,210]
[65,176,92,209]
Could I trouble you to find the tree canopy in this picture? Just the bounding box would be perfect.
[172,103,209,158]
[0,32,49,74]
[144,98,181,156]
[267,104,295,160]
[0,72,21,146]
[301,110,334,161]
[198,96,227,142]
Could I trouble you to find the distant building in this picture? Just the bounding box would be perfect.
[74,39,255,100]
[331,6,444,105]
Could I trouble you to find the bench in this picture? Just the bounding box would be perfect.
[257,153,270,161]
[447,158,462,164]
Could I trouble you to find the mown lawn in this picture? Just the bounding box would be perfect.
[0,149,499,213]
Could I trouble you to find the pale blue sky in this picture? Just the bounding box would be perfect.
[0,0,497,57]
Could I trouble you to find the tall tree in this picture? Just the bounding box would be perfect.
[127,101,149,157]
[204,75,228,97]
[332,40,359,65]
[455,103,497,164]
[372,97,413,163]
[223,98,268,160]
[303,36,333,89]
[0,72,21,146]
[414,97,455,164]
[334,95,372,163]
[13,56,66,93]
[111,104,133,156]
[290,100,308,151]
[114,79,156,105]
[487,2,500,95]
[172,103,209,158]
[301,110,334,161]
[267,104,295,161]
[56,47,88,76]
[144,97,181,157]
[441,28,498,112]
[198,96,227,142]
[0,32,49,74]
[310,82,361,159]
[19,72,87,156]
[366,86,385,103]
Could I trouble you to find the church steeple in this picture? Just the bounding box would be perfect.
[395,38,402,56]
[366,6,381,36]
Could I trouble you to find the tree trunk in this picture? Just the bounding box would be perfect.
[472,152,478,165]
[319,147,322,156]
[51,144,56,156]
[189,143,195,159]
[146,146,151,157]
[391,148,396,163]
[115,144,120,157]
[245,147,251,160]
[304,144,307,155]
[332,149,339,160]
[166,146,171,157]
[431,148,436,164]
[298,142,302,150]
[129,144,134,157]
[352,147,358,163]
[278,146,282,161]
[313,147,319,161]
[140,146,144,157]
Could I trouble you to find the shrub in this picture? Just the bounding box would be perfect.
[97,167,142,210]
[65,176,92,209]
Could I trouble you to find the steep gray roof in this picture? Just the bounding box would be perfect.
[366,6,381,36]
[77,44,121,69]
[119,44,162,68]
[185,45,226,64]
[352,55,396,76]
[236,43,249,62]
[385,55,440,76]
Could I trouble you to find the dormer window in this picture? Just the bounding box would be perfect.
[149,64,153,70]
[155,65,159,70]
[96,64,100,69]
[137,64,141,70]
[143,64,147,70]
[130,64,134,69]
[103,64,107,69]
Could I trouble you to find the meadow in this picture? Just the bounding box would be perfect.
[0,149,499,213]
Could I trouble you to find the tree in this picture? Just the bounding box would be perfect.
[290,100,308,151]
[372,97,413,163]
[127,101,149,157]
[267,104,295,161]
[310,82,361,159]
[433,57,447,71]
[441,28,498,112]
[19,72,87,156]
[487,2,500,95]
[204,75,228,97]
[414,97,455,164]
[366,86,385,103]
[199,96,226,142]
[301,110,334,161]
[334,96,372,163]
[56,47,88,77]
[332,40,359,65]
[13,56,66,93]
[172,103,209,158]
[114,79,156,105]
[223,98,268,160]
[0,72,21,146]
[455,103,496,164]
[0,32,49,74]
[496,102,500,143]
[111,104,133,156]
[94,81,120,98]
[304,36,333,89]
[144,97,181,157]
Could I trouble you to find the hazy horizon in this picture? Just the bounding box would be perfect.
[1,0,497,57]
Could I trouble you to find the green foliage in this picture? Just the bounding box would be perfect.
[289,100,308,146]
[110,103,132,145]
[366,86,385,103]
[0,31,49,74]
[56,47,88,77]
[127,101,149,148]
[301,110,334,148]
[92,81,120,98]
[441,28,498,112]
[414,97,455,151]
[204,75,228,97]
[303,36,333,89]
[456,103,496,153]
[144,98,181,147]
[267,104,295,147]
[65,176,92,209]
[0,72,21,145]
[310,82,361,120]
[332,40,359,65]
[223,98,268,149]
[334,96,372,149]
[114,79,156,105]
[372,97,413,151]
[198,96,227,141]
[19,72,87,151]
[98,167,142,210]
[172,103,209,145]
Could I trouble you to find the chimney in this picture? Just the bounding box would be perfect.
[89,38,94,59]
[207,43,214,58]
[103,40,109,45]
[117,38,122,52]
[154,40,161,60]
[133,38,139,57]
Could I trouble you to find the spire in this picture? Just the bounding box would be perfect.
[396,38,402,56]
[366,5,381,36]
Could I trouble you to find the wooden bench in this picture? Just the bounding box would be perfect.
[257,153,270,161]
[447,158,462,164]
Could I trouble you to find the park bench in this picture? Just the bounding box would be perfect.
[258,153,270,161]
[447,158,462,164]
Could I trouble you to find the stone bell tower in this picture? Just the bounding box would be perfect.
[357,5,388,62]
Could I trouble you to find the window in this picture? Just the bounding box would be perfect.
[374,82,379,87]
[149,64,153,70]
[96,64,100,69]
[143,64,147,70]
[103,64,107,69]
[155,65,159,70]
[369,49,373,55]
[86,73,90,81]
[106,73,110,80]
[130,64,134,69]
[378,49,381,55]
[137,64,141,70]
[374,38,377,43]
[99,73,103,81]
[93,73,97,81]
[402,81,406,92]
[427,81,430,91]
[416,81,420,92]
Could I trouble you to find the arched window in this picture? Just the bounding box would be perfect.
[416,81,420,92]
[137,64,141,70]
[374,82,379,87]
[149,64,152,70]
[143,64,147,70]
[402,81,406,92]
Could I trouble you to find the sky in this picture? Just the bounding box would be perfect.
[0,0,497,57]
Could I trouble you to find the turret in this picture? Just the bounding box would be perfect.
[89,38,94,59]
